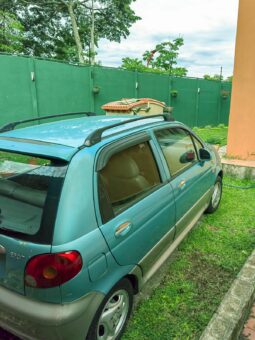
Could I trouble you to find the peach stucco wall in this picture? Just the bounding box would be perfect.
[227,0,255,160]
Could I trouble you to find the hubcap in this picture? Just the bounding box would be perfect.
[212,181,222,208]
[97,289,129,340]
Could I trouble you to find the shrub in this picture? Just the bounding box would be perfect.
[218,123,226,128]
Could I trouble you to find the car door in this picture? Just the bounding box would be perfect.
[154,126,214,237]
[95,133,176,275]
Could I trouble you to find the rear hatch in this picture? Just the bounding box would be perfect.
[0,150,67,299]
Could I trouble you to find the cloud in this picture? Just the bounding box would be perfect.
[97,0,239,78]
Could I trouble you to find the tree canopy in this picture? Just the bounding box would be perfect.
[122,38,188,76]
[203,74,223,81]
[203,74,233,82]
[0,0,140,63]
[0,10,24,53]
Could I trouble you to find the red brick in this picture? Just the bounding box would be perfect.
[243,326,254,338]
[245,317,255,331]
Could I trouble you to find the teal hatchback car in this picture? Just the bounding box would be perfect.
[0,113,222,340]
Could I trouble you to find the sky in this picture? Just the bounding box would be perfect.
[97,0,239,79]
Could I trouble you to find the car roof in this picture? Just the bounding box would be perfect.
[0,115,180,160]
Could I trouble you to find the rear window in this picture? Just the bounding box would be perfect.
[0,151,67,244]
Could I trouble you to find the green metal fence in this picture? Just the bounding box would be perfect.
[0,54,232,127]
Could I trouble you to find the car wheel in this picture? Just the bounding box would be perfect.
[205,175,222,214]
[86,278,133,340]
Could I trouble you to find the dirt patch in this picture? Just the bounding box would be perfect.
[207,225,220,232]
[187,252,233,293]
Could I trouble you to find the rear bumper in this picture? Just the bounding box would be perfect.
[0,285,104,340]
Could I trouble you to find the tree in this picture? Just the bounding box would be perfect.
[121,38,187,76]
[0,10,24,53]
[203,74,223,81]
[1,0,140,63]
[143,38,185,74]
[203,74,234,82]
[121,57,146,72]
[170,67,188,77]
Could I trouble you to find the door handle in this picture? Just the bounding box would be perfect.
[178,179,186,189]
[115,222,132,237]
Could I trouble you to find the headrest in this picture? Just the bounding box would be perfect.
[105,153,139,179]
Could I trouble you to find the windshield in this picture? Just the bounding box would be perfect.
[0,151,67,243]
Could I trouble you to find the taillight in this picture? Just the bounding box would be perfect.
[25,251,82,288]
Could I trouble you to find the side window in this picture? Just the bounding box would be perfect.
[155,128,198,177]
[98,142,161,217]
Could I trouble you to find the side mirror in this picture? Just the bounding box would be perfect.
[199,148,211,161]
[180,150,196,163]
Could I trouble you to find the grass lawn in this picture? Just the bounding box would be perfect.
[192,125,228,146]
[0,151,49,165]
[123,176,255,340]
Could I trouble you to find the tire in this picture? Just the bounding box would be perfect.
[86,278,133,340]
[205,175,222,214]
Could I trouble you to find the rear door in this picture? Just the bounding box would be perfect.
[154,127,214,237]
[95,133,176,274]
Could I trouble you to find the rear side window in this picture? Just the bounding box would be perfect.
[155,128,198,176]
[99,142,161,220]
[0,151,67,244]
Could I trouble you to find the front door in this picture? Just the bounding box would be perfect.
[154,127,214,237]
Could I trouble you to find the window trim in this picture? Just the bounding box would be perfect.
[190,134,204,160]
[96,132,150,171]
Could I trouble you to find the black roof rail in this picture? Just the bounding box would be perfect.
[0,111,96,133]
[83,113,175,147]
